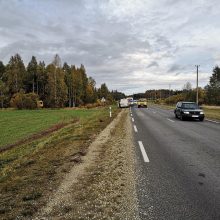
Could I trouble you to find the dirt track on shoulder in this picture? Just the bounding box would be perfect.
[34,109,139,220]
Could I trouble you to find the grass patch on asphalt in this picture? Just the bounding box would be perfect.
[0,106,120,219]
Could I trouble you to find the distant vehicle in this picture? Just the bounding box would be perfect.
[119,98,129,108]
[127,97,134,106]
[133,100,138,105]
[137,98,147,108]
[174,102,205,121]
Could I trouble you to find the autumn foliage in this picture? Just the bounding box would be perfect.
[0,54,121,109]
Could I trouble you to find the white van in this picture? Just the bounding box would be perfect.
[119,98,129,108]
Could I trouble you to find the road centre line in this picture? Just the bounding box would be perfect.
[167,118,175,123]
[134,125,138,132]
[132,118,134,122]
[138,141,150,163]
[131,114,133,117]
[205,119,219,124]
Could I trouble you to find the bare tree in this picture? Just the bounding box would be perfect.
[183,82,192,91]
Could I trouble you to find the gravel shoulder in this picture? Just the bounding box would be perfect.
[34,109,139,220]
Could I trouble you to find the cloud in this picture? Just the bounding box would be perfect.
[168,64,184,73]
[147,61,159,68]
[0,0,219,94]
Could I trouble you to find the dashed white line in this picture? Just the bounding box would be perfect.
[138,141,150,163]
[130,114,133,117]
[167,118,175,123]
[205,119,219,124]
[132,118,134,122]
[134,125,138,132]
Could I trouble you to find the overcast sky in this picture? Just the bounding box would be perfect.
[0,0,220,94]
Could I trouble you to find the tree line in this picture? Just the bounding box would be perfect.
[0,54,125,109]
[133,66,220,105]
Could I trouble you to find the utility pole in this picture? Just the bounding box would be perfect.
[195,65,200,105]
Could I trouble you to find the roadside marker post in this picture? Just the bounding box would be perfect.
[109,106,112,118]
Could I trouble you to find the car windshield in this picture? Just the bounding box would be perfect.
[182,103,199,109]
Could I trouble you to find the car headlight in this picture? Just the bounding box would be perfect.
[200,112,204,114]
[183,111,189,114]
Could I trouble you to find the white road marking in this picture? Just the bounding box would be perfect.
[205,119,219,124]
[153,111,156,114]
[132,118,134,122]
[167,118,175,123]
[134,125,138,132]
[131,114,133,117]
[138,141,150,163]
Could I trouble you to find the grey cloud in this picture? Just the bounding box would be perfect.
[168,64,184,73]
[147,61,159,68]
[156,36,171,48]
[0,0,219,93]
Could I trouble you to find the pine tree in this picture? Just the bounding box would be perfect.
[27,56,38,93]
[0,80,8,108]
[206,66,220,105]
[0,61,5,79]
[37,61,47,100]
[5,54,26,95]
[63,62,72,107]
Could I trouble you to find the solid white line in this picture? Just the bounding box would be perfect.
[132,118,134,122]
[134,125,138,132]
[138,141,150,163]
[167,118,175,123]
[205,119,219,124]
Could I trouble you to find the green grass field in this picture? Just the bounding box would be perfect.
[0,107,115,148]
[0,105,120,219]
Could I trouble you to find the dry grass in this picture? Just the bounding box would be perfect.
[0,106,120,219]
[202,107,220,120]
[37,109,139,220]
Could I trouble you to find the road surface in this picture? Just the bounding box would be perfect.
[131,106,220,220]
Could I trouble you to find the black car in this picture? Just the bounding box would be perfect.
[174,102,205,121]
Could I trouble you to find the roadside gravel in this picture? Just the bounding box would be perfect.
[34,109,139,220]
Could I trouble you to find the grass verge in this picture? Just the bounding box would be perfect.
[39,109,139,220]
[0,106,120,219]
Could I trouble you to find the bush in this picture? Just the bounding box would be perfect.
[10,92,39,109]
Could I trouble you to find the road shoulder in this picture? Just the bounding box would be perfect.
[34,109,139,220]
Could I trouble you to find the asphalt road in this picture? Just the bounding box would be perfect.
[131,105,220,220]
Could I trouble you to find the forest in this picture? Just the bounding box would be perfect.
[134,66,220,106]
[0,54,125,109]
